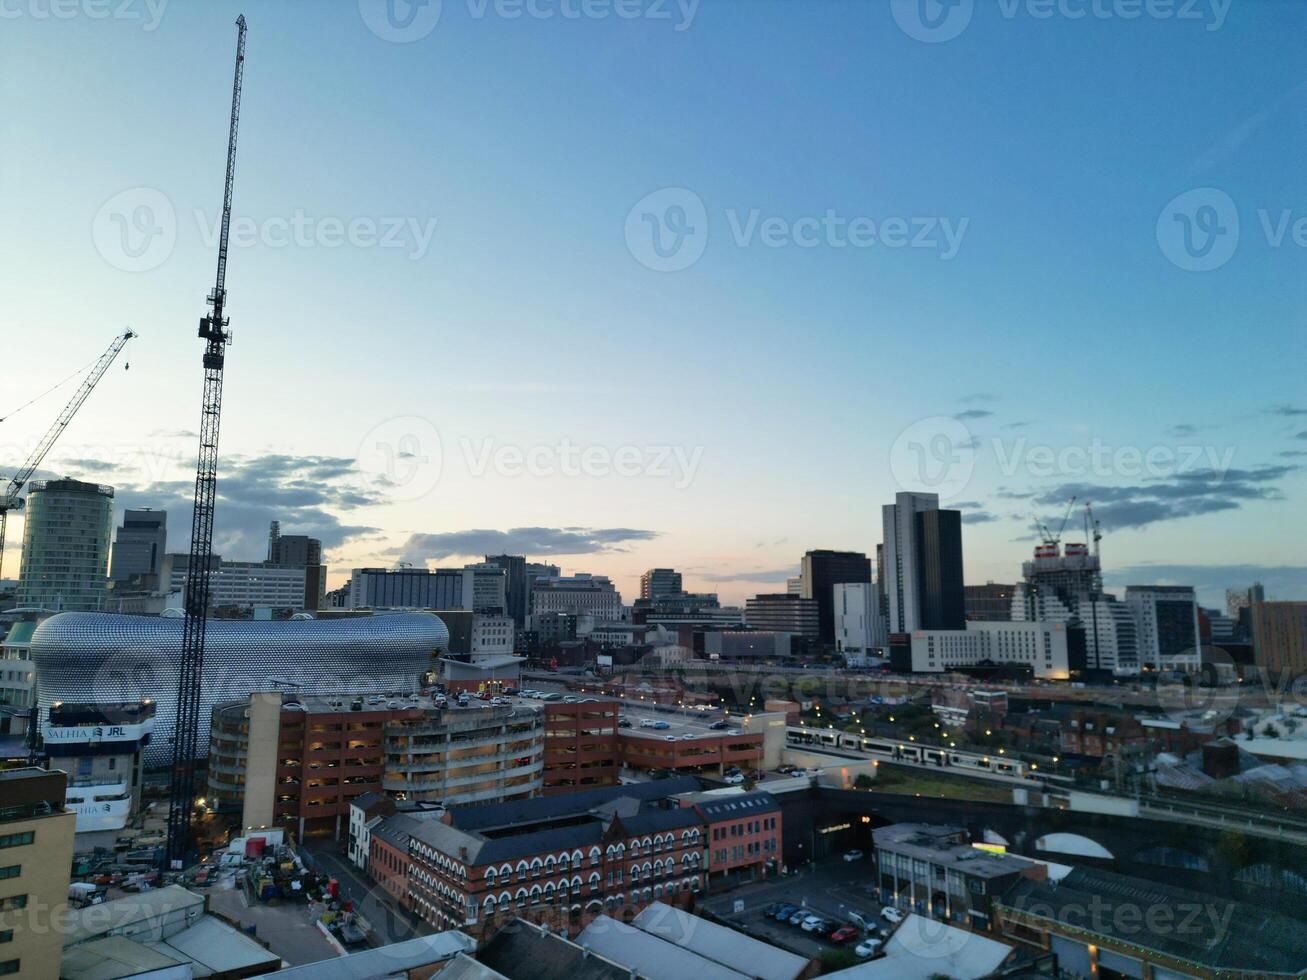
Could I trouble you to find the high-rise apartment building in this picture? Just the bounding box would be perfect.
[1126,585,1199,669]
[800,550,873,643]
[108,508,166,582]
[164,553,311,611]
[1011,544,1138,675]
[16,479,114,612]
[640,568,683,601]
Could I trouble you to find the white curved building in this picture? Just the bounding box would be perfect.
[30,611,448,765]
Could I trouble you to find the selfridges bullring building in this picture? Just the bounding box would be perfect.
[30,611,449,766]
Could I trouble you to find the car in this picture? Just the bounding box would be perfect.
[723,773,745,784]
[709,720,727,730]
[829,926,859,944]
[776,764,797,774]
[562,696,578,703]
[787,909,809,926]
[800,915,828,933]
[639,719,659,728]
[854,939,883,959]
[618,719,632,728]
[880,906,904,924]
[842,849,864,862]
[772,903,800,921]
[725,729,740,735]
[680,733,696,740]
[652,721,670,730]
[542,693,563,701]
[664,735,677,742]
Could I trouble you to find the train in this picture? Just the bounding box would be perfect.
[785,726,1072,785]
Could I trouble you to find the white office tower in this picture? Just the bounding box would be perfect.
[881,491,939,633]
[834,581,886,655]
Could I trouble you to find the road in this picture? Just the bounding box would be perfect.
[300,841,435,947]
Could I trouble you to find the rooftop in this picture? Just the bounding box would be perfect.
[630,902,807,980]
[577,915,751,980]
[823,913,1013,980]
[478,919,635,980]
[998,866,1307,975]
[873,824,1033,879]
[272,931,476,979]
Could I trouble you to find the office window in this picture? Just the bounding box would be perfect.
[0,867,17,881]
[0,834,33,850]
[0,897,24,912]
[0,961,16,976]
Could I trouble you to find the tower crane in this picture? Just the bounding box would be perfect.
[165,14,247,871]
[1034,496,1077,550]
[0,328,136,581]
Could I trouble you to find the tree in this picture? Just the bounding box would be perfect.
[854,773,875,791]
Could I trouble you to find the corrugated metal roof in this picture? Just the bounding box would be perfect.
[631,903,806,980]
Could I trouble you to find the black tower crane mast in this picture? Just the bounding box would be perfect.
[165,14,247,871]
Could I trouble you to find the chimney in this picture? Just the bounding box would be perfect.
[459,846,469,862]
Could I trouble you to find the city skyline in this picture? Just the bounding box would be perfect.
[2,2,1305,609]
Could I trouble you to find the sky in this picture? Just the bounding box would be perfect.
[1,0,1305,609]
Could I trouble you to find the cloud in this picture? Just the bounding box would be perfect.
[955,409,993,420]
[1267,404,1307,418]
[952,501,984,510]
[1298,431,1307,441]
[1027,465,1296,531]
[960,393,996,404]
[47,452,384,561]
[385,527,659,564]
[1278,450,1307,458]
[961,511,999,524]
[147,428,199,438]
[697,567,798,584]
[1168,423,1200,437]
[1004,420,1033,430]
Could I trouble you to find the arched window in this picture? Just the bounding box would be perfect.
[589,846,601,865]
[515,888,528,907]
[515,860,529,879]
[486,868,497,883]
[571,850,584,866]
[530,885,542,903]
[558,853,569,871]
[499,864,512,879]
[483,894,496,909]
[571,876,583,891]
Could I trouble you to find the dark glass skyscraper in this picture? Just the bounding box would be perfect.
[915,509,965,630]
[801,549,872,643]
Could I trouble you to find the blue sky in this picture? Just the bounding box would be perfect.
[1,0,1304,607]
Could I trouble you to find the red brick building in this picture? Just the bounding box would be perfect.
[399,777,709,936]
[542,701,620,795]
[681,791,782,882]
